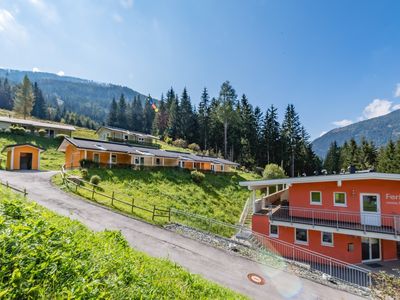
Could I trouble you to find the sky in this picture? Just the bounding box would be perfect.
[1,0,400,140]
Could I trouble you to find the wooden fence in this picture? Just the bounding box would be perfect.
[0,179,28,197]
[60,167,170,222]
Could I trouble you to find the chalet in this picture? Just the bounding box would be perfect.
[58,137,238,172]
[240,172,400,265]
[0,116,75,137]
[96,126,159,147]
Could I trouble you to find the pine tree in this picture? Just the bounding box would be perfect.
[107,97,118,126]
[143,95,155,134]
[117,94,128,128]
[323,141,341,174]
[281,104,301,177]
[262,105,280,166]
[0,78,13,110]
[130,96,144,131]
[32,82,47,119]
[207,97,224,154]
[198,87,210,149]
[152,94,168,136]
[178,88,196,141]
[341,138,360,170]
[239,94,257,167]
[359,138,377,170]
[13,75,35,119]
[166,94,179,139]
[377,140,397,173]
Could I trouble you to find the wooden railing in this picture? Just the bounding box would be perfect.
[0,179,27,197]
[60,166,170,222]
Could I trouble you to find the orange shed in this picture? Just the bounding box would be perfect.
[2,143,45,170]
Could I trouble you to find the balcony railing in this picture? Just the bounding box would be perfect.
[266,205,400,238]
[106,137,161,149]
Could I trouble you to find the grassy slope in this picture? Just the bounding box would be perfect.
[54,168,259,232]
[0,187,245,299]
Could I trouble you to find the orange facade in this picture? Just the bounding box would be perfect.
[5,145,41,170]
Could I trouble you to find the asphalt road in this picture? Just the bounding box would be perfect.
[0,170,365,300]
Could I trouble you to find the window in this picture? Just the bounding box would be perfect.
[220,165,224,172]
[140,157,145,165]
[134,157,140,165]
[138,137,144,142]
[93,153,100,163]
[179,161,185,168]
[270,224,278,237]
[295,228,308,244]
[211,164,215,172]
[310,191,322,205]
[111,154,117,164]
[156,158,161,165]
[321,232,333,246]
[124,135,128,140]
[334,192,346,207]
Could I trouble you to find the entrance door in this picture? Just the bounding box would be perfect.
[362,237,381,262]
[19,153,33,170]
[360,194,381,226]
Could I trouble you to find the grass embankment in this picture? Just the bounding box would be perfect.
[54,168,259,235]
[0,186,246,299]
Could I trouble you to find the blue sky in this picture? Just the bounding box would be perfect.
[1,0,400,139]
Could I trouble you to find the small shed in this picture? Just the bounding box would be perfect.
[2,143,45,170]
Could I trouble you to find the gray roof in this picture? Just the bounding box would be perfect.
[96,126,159,140]
[0,116,75,131]
[59,137,239,166]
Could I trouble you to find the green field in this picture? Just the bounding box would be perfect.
[54,168,258,234]
[0,186,245,299]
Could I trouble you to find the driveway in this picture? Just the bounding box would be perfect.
[0,170,364,300]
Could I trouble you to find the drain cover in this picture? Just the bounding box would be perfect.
[247,273,265,285]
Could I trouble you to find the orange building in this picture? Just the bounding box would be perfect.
[240,172,400,265]
[58,137,238,172]
[2,143,44,170]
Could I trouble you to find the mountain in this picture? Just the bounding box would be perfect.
[312,109,400,158]
[0,68,149,122]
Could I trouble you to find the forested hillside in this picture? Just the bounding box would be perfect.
[0,68,148,122]
[312,109,400,157]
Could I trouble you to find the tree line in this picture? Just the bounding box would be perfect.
[323,138,400,174]
[0,75,99,129]
[107,81,321,176]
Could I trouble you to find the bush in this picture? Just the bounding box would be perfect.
[90,175,101,185]
[188,143,200,152]
[263,163,287,179]
[38,128,47,137]
[164,136,173,145]
[172,139,188,148]
[191,170,205,183]
[10,126,26,135]
[55,134,68,141]
[79,159,98,168]
[80,168,89,179]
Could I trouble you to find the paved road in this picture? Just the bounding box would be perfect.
[0,170,364,300]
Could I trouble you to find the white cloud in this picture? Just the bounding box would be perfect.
[32,67,40,72]
[361,99,393,119]
[0,9,28,44]
[28,0,60,24]
[112,13,123,23]
[332,119,353,127]
[57,71,64,76]
[120,0,133,9]
[395,83,400,98]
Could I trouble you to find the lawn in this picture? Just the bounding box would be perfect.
[54,168,259,235]
[0,186,246,299]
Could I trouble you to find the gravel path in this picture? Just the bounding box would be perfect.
[0,170,366,300]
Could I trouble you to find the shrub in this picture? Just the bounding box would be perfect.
[164,136,173,145]
[263,163,287,179]
[191,170,205,183]
[38,128,47,137]
[172,139,188,148]
[80,168,89,179]
[79,159,98,168]
[90,175,101,185]
[188,143,200,152]
[55,134,68,141]
[3,128,11,134]
[10,126,26,135]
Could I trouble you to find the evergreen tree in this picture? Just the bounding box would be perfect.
[32,82,47,119]
[152,94,168,136]
[377,140,397,173]
[130,96,144,131]
[217,81,238,158]
[178,88,196,142]
[0,78,13,110]
[262,105,281,166]
[253,106,263,165]
[238,94,257,167]
[143,95,155,134]
[107,97,118,126]
[198,87,210,149]
[166,94,180,139]
[323,141,342,174]
[13,75,35,119]
[207,97,224,154]
[359,138,378,170]
[281,104,301,177]
[340,138,360,170]
[117,94,128,128]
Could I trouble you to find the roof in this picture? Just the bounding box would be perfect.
[239,172,400,189]
[58,137,239,166]
[1,143,45,153]
[96,126,159,140]
[0,116,75,131]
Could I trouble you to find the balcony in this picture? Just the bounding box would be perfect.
[262,205,400,239]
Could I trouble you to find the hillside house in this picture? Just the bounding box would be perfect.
[240,172,400,265]
[58,137,238,172]
[96,126,159,147]
[0,116,75,137]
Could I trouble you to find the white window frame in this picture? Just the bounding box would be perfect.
[310,191,322,205]
[134,157,140,165]
[334,192,347,207]
[138,137,144,142]
[211,164,215,172]
[321,231,334,247]
[111,154,117,164]
[124,134,128,140]
[155,158,161,166]
[269,224,279,237]
[295,228,308,245]
[179,161,185,168]
[93,153,100,163]
[220,165,224,172]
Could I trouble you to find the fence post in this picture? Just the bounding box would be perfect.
[23,188,27,197]
[6,181,9,189]
[131,198,135,213]
[111,191,115,206]
[168,207,171,222]
[336,211,339,230]
[75,182,78,192]
[312,210,315,227]
[329,258,332,275]
[91,186,95,200]
[152,205,156,221]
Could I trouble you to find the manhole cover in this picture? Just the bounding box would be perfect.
[247,273,265,285]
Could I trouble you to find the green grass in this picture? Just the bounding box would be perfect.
[0,186,246,299]
[54,168,260,236]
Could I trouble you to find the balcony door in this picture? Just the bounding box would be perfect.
[362,237,381,262]
[360,194,381,227]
